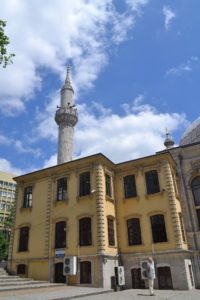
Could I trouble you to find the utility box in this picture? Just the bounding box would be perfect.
[115,266,125,286]
[140,260,149,280]
[63,256,77,275]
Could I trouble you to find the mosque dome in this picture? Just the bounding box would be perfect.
[180,117,200,146]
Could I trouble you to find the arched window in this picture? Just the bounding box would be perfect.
[79,172,90,196]
[23,186,32,208]
[79,217,92,246]
[127,218,142,245]
[150,214,167,243]
[107,217,115,246]
[145,170,160,194]
[191,176,200,227]
[18,226,29,251]
[57,178,67,201]
[55,221,66,248]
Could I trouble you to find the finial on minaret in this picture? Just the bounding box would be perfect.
[66,65,70,82]
[55,65,78,164]
[164,128,174,149]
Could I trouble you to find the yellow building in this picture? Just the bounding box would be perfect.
[0,171,16,233]
[7,68,196,290]
[8,152,194,289]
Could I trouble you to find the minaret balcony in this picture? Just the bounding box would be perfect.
[55,107,78,126]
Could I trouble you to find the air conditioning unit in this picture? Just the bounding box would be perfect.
[140,260,149,279]
[63,256,77,275]
[115,266,125,286]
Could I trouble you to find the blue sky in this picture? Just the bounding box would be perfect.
[0,0,199,175]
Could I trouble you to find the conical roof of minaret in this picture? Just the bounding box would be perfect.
[62,65,74,93]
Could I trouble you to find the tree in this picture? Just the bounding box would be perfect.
[0,20,15,68]
[0,232,9,260]
[0,204,15,261]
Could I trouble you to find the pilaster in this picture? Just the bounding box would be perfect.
[95,163,106,254]
[162,160,183,249]
[44,176,53,257]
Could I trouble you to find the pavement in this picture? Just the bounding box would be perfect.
[0,286,200,300]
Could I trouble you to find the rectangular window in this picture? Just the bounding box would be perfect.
[55,221,66,248]
[23,186,32,208]
[196,209,200,228]
[179,213,186,242]
[19,227,29,251]
[17,264,26,274]
[127,218,142,245]
[108,218,115,246]
[150,214,167,243]
[124,175,137,198]
[105,174,112,197]
[57,178,67,201]
[79,217,92,246]
[145,170,160,194]
[79,172,90,197]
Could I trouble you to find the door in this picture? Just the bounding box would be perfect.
[131,268,145,289]
[157,267,173,289]
[80,261,91,284]
[55,262,66,283]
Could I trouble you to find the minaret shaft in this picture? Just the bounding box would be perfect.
[58,125,74,163]
[55,66,78,164]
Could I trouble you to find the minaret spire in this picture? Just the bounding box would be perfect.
[164,128,174,149]
[55,65,78,164]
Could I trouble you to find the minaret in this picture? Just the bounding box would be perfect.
[55,66,78,164]
[164,128,174,149]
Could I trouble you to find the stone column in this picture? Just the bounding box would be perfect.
[162,160,183,249]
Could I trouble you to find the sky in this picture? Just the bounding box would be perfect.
[0,0,199,175]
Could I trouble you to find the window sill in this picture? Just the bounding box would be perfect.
[123,196,139,202]
[145,189,165,199]
[18,249,29,253]
[108,245,117,249]
[54,199,68,206]
[77,194,94,201]
[127,243,144,247]
[106,196,114,203]
[152,240,168,244]
[79,244,93,247]
[54,247,67,250]
[20,207,32,212]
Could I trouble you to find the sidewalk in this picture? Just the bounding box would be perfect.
[0,287,200,300]
[0,286,112,300]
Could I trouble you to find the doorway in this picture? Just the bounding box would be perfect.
[80,261,91,284]
[131,268,145,289]
[55,262,66,283]
[157,266,173,289]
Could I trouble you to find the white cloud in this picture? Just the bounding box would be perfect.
[0,0,149,116]
[0,158,23,175]
[166,56,199,77]
[14,140,41,157]
[41,96,187,168]
[163,6,176,31]
[43,154,57,169]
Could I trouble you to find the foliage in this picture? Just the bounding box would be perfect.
[3,204,15,230]
[0,204,15,261]
[0,19,15,68]
[0,231,9,260]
